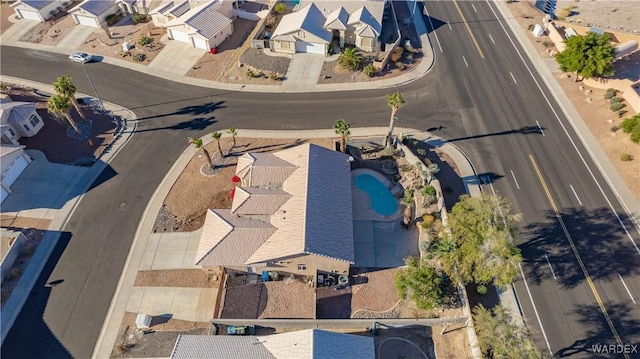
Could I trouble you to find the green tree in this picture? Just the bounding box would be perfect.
[555,32,615,82]
[212,131,223,158]
[227,127,238,148]
[52,75,86,120]
[620,114,640,144]
[473,305,546,358]
[338,48,363,71]
[274,2,286,13]
[432,194,523,289]
[395,256,446,310]
[385,91,405,148]
[333,119,351,153]
[188,136,214,169]
[47,94,81,134]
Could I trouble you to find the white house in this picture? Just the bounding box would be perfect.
[10,0,63,22]
[271,0,384,54]
[68,0,136,28]
[165,0,234,50]
[1,144,32,204]
[0,97,44,143]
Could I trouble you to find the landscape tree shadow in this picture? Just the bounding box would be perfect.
[135,101,226,121]
[520,207,640,289]
[134,116,217,133]
[1,231,73,359]
[448,125,545,142]
[556,302,640,358]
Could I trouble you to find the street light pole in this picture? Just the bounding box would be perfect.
[81,62,104,111]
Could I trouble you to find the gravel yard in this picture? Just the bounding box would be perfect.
[220,281,315,319]
[156,137,333,233]
[555,0,639,34]
[351,268,401,314]
[0,3,14,34]
[134,269,222,288]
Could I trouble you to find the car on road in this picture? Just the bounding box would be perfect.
[69,52,92,63]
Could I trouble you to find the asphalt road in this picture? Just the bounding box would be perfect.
[1,1,639,358]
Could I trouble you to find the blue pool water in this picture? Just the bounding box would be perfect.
[354,173,398,216]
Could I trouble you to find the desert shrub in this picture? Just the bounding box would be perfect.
[419,241,430,252]
[105,13,119,25]
[604,88,617,99]
[246,70,255,78]
[265,14,277,27]
[422,214,435,227]
[610,96,621,104]
[542,40,554,48]
[610,125,619,133]
[610,102,623,112]
[477,284,488,295]
[395,62,406,71]
[274,2,286,13]
[132,53,146,62]
[132,13,147,23]
[120,50,131,57]
[620,153,634,161]
[558,5,573,17]
[618,110,628,118]
[391,47,403,62]
[137,36,152,47]
[620,115,640,143]
[363,64,376,77]
[269,73,278,81]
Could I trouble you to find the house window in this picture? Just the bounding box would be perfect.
[29,115,40,127]
[362,38,372,48]
[8,128,15,137]
[23,124,30,132]
[297,264,307,271]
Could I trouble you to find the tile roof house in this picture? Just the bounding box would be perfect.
[149,0,191,27]
[0,97,44,144]
[196,143,354,279]
[69,0,136,28]
[165,0,234,50]
[171,329,375,359]
[271,0,384,54]
[10,0,62,22]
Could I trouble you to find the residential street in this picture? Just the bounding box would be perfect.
[0,1,639,358]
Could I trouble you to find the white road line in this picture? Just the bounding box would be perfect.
[462,56,469,67]
[510,71,518,84]
[618,274,636,304]
[535,120,545,136]
[544,253,557,280]
[472,3,478,12]
[570,185,583,206]
[486,0,640,255]
[424,6,443,53]
[510,170,520,189]
[448,22,452,30]
[487,181,553,355]
[489,34,495,44]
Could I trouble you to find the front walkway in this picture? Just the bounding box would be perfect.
[283,53,325,86]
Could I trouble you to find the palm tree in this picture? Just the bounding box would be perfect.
[227,128,238,148]
[386,91,405,148]
[338,48,363,71]
[52,75,86,120]
[188,136,214,169]
[47,94,81,134]
[333,119,351,153]
[212,131,223,158]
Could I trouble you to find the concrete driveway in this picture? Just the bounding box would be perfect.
[148,40,207,76]
[283,53,325,85]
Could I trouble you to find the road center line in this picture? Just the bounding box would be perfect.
[452,0,485,58]
[448,22,452,30]
[570,185,582,206]
[544,253,557,280]
[489,34,495,44]
[529,155,627,354]
[485,0,640,254]
[486,181,553,354]
[423,5,443,53]
[618,274,636,304]
[462,56,468,67]
[472,3,478,12]
[510,170,520,189]
[535,120,545,136]
[510,71,518,84]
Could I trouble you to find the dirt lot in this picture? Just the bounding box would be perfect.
[220,281,315,319]
[134,269,222,288]
[507,1,640,201]
[351,267,401,314]
[156,137,333,232]
[0,3,14,34]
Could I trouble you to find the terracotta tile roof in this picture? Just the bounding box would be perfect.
[231,187,291,215]
[196,209,275,267]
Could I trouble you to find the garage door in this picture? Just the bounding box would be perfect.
[192,37,209,50]
[3,155,28,188]
[76,14,98,27]
[170,29,189,43]
[18,9,41,21]
[295,41,324,54]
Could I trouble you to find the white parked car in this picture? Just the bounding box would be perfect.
[69,52,92,63]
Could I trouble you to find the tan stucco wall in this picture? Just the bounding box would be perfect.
[209,254,350,278]
[271,40,296,54]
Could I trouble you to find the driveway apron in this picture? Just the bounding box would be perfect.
[283,53,325,86]
[148,41,206,76]
[56,25,96,49]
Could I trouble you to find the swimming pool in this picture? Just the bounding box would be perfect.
[353,173,399,216]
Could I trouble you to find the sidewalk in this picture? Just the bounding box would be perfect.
[0,76,137,345]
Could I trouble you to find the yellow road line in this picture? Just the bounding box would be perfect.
[452,0,485,59]
[529,155,628,358]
